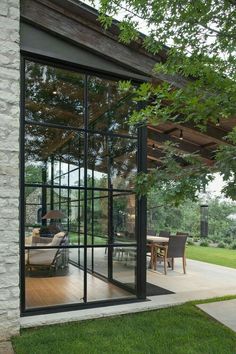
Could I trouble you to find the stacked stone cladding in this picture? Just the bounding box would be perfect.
[0,0,20,340]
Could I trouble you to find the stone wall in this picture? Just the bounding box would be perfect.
[0,0,20,340]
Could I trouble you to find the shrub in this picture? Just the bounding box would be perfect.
[230,242,236,250]
[187,239,195,246]
[209,236,220,243]
[217,241,226,248]
[200,240,209,247]
[222,238,232,245]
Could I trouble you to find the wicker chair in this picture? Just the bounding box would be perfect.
[156,235,187,274]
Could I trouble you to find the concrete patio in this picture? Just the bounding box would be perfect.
[21,258,236,329]
[198,299,236,333]
[148,258,236,297]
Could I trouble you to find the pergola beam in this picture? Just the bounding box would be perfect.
[176,121,231,146]
[148,127,214,165]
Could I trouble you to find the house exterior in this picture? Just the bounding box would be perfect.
[0,0,149,340]
[0,0,234,341]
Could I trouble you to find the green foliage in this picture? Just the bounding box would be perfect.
[187,239,195,246]
[94,0,236,201]
[136,142,213,205]
[118,19,139,44]
[230,242,236,250]
[218,241,226,249]
[200,240,209,247]
[147,188,236,241]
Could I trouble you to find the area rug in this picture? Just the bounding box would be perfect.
[146,282,174,296]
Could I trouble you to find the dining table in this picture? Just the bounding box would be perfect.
[147,235,169,270]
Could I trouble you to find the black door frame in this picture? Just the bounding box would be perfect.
[20,53,147,316]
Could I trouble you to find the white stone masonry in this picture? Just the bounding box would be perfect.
[0,0,20,341]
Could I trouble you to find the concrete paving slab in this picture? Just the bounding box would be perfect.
[197,299,236,332]
[0,341,14,354]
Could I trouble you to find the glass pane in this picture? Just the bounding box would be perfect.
[113,193,136,242]
[25,60,84,129]
[87,190,109,245]
[25,124,85,187]
[25,248,84,309]
[110,137,137,190]
[25,186,86,246]
[113,246,137,292]
[25,187,43,244]
[87,134,108,189]
[88,76,138,136]
[87,247,135,302]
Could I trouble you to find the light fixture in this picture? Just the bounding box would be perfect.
[42,210,66,220]
[152,144,156,150]
[216,118,220,127]
[53,90,57,95]
[179,130,183,140]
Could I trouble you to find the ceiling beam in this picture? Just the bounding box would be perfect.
[148,127,214,165]
[178,121,232,146]
[147,145,190,166]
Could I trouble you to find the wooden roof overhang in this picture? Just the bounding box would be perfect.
[21,0,236,170]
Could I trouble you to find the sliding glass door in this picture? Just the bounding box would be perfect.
[21,58,145,313]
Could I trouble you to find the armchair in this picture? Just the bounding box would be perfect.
[25,232,67,273]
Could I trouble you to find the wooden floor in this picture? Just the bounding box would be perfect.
[25,264,132,309]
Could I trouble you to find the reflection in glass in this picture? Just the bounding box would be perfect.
[87,247,135,302]
[25,125,85,187]
[25,61,84,128]
[113,193,136,242]
[113,246,136,292]
[24,60,139,311]
[87,134,108,189]
[87,190,109,245]
[110,137,137,190]
[88,76,138,136]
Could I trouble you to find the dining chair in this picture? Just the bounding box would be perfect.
[159,230,171,237]
[156,235,188,274]
[147,229,156,236]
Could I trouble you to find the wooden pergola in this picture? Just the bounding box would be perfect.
[22,0,236,170]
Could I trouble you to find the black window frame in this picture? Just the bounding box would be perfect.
[20,53,147,316]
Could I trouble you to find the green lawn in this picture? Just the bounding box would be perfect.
[186,245,236,269]
[69,232,107,245]
[12,300,236,354]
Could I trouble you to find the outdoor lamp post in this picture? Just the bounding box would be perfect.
[200,204,208,237]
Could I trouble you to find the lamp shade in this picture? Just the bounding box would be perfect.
[42,210,66,220]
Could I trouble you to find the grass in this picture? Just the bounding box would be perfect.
[186,245,236,269]
[69,232,107,245]
[12,300,236,354]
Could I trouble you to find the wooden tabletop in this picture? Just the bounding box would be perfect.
[147,235,169,243]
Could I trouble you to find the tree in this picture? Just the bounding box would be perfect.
[91,0,236,203]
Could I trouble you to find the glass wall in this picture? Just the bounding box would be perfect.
[22,59,142,312]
